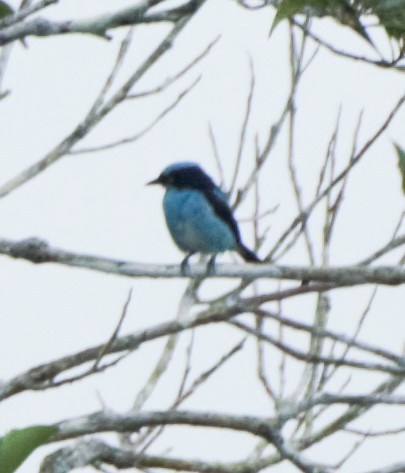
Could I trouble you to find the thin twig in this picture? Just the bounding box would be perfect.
[0,11,202,198]
[69,76,201,155]
[268,92,405,261]
[94,288,133,370]
[229,54,255,198]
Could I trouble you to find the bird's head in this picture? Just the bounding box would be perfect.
[147,162,215,191]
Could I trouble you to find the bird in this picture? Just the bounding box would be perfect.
[148,162,261,272]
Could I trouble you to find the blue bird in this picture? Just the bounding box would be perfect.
[148,162,260,271]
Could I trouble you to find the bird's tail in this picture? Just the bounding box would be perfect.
[238,243,261,263]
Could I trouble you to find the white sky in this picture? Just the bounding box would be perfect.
[0,1,405,472]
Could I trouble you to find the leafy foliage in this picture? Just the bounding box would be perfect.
[395,143,405,195]
[272,0,405,40]
[0,425,57,473]
[0,0,13,20]
[365,0,405,38]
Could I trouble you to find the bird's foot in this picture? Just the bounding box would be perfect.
[206,255,217,276]
[180,253,194,276]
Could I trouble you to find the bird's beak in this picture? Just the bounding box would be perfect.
[147,177,161,186]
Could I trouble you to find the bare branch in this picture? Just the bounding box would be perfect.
[94,288,133,370]
[0,8,203,198]
[69,76,201,155]
[1,237,405,284]
[0,0,58,29]
[136,337,246,452]
[0,1,203,46]
[229,55,255,197]
[40,438,271,473]
[268,92,405,261]
[230,320,405,375]
[55,410,279,442]
[129,281,197,414]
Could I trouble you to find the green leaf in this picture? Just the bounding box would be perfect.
[271,0,404,40]
[270,0,350,34]
[0,425,57,473]
[271,0,308,33]
[0,0,14,20]
[394,143,405,195]
[365,0,405,39]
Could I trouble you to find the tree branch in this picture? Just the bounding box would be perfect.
[0,237,405,284]
[54,410,278,442]
[40,438,269,473]
[0,3,206,198]
[0,0,202,45]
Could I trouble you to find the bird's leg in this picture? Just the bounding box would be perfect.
[180,252,195,276]
[206,255,217,275]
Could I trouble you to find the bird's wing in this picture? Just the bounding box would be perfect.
[203,187,242,244]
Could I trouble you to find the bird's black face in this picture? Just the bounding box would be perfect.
[148,165,215,191]
[147,173,172,187]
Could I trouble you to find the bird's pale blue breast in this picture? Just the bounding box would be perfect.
[163,188,237,254]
